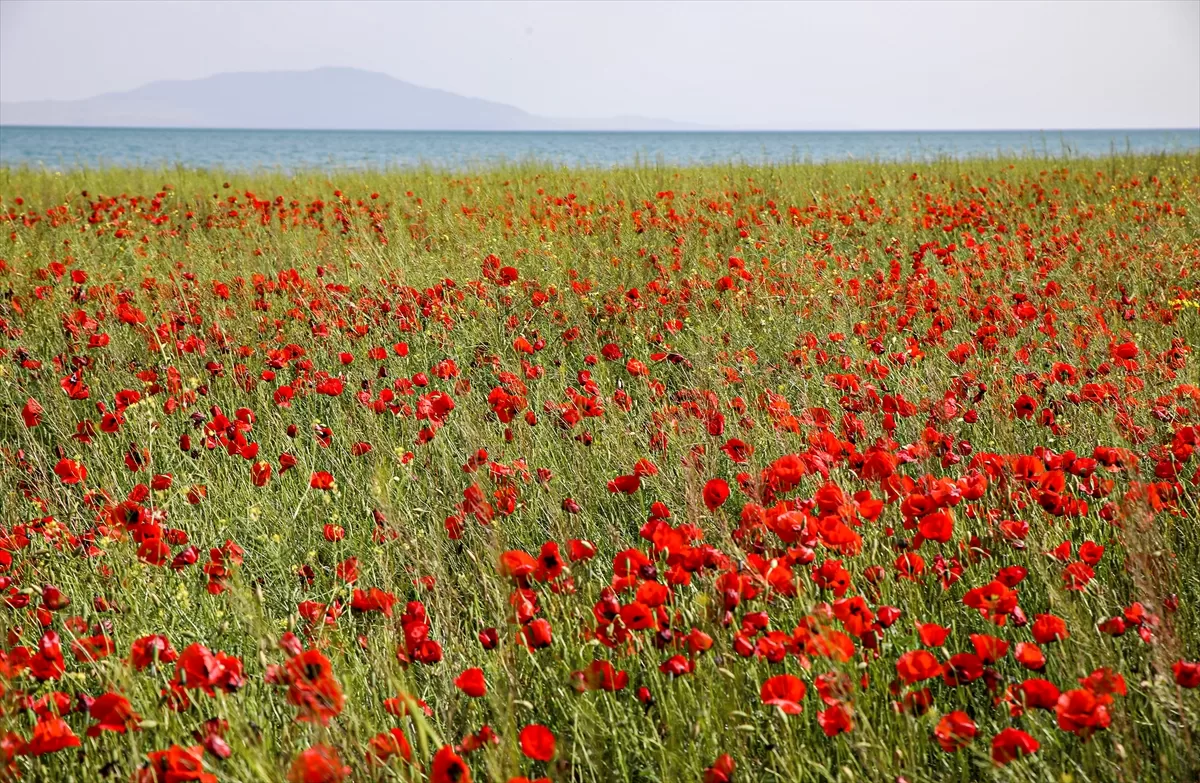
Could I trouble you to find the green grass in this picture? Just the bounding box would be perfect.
[0,154,1198,783]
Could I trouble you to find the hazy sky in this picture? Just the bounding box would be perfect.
[1,0,1197,130]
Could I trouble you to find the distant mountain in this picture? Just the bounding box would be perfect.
[0,67,703,131]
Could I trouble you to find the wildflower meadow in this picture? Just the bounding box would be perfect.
[1,155,1199,782]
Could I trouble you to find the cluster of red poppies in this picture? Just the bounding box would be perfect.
[1,162,1198,781]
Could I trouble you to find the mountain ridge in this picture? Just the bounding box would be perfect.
[0,67,704,131]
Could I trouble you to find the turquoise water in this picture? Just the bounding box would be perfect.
[1,126,1197,171]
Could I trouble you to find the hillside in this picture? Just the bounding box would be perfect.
[0,67,700,131]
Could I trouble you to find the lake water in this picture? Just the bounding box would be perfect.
[1,126,1197,171]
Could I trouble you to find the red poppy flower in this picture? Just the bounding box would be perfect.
[522,618,553,650]
[499,550,537,583]
[703,478,730,511]
[1031,613,1069,644]
[519,724,556,761]
[901,687,934,716]
[535,541,564,582]
[817,703,853,736]
[54,457,87,484]
[367,728,413,765]
[457,724,499,753]
[287,744,350,783]
[130,634,178,670]
[1079,667,1126,699]
[193,718,231,760]
[969,633,1009,664]
[703,754,736,783]
[285,649,344,724]
[455,667,487,698]
[30,631,66,680]
[895,649,942,684]
[659,655,693,677]
[917,510,953,543]
[608,474,641,494]
[1055,689,1111,740]
[572,660,629,692]
[1011,678,1060,713]
[87,691,141,736]
[431,745,472,783]
[1174,660,1200,688]
[917,622,951,647]
[991,728,1039,765]
[21,397,43,427]
[31,692,71,718]
[860,450,897,481]
[25,714,81,756]
[175,643,237,695]
[620,601,655,631]
[962,580,1019,624]
[1014,642,1046,671]
[251,460,272,486]
[942,653,983,687]
[567,539,596,561]
[933,711,976,751]
[760,674,806,714]
[1079,541,1105,565]
[143,744,215,783]
[720,438,753,463]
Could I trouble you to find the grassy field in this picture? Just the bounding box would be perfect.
[1,155,1198,783]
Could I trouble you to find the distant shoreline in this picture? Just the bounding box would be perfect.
[2,126,1197,173]
[3,125,1199,134]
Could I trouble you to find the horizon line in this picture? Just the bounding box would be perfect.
[3,124,1199,135]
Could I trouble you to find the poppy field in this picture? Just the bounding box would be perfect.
[1,155,1199,783]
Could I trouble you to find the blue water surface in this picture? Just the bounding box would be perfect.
[1,126,1197,171]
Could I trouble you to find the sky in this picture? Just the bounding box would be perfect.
[1,0,1198,130]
